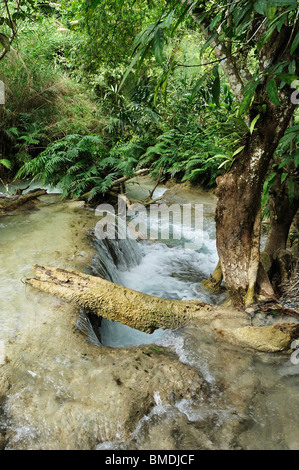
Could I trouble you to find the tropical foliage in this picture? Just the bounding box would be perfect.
[0,0,298,212]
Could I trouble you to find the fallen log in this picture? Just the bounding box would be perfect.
[26,264,299,352]
[26,265,209,333]
[0,188,47,214]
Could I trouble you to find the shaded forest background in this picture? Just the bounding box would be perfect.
[0,0,298,307]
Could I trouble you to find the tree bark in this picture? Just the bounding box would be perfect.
[26,265,210,333]
[183,4,298,307]
[25,264,299,353]
[265,179,299,259]
[215,94,296,307]
[201,261,223,292]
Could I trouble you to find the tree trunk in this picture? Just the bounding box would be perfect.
[265,179,299,259]
[215,98,296,307]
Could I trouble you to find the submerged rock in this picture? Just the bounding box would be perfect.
[0,304,204,450]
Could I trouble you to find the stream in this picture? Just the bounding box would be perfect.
[1,180,299,450]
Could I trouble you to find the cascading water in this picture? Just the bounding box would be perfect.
[81,201,228,348]
[1,181,299,450]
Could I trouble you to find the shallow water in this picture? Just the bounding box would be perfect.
[0,193,96,343]
[1,185,299,450]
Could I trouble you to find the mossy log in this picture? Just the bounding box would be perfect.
[26,264,299,352]
[0,189,47,214]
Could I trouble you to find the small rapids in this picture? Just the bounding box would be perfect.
[1,181,299,450]
[84,198,227,348]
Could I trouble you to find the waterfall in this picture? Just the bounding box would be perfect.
[88,215,143,283]
[78,215,165,347]
[77,207,228,348]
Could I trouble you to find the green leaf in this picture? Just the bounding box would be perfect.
[290,31,299,55]
[276,12,287,32]
[295,151,299,167]
[152,27,164,64]
[191,73,207,100]
[267,171,278,183]
[281,172,288,183]
[232,146,245,157]
[289,60,296,75]
[239,80,259,115]
[270,0,297,5]
[200,32,217,56]
[254,0,267,15]
[119,47,146,90]
[0,159,11,169]
[276,72,299,85]
[257,24,276,51]
[266,78,281,106]
[249,114,260,134]
[278,154,293,168]
[266,5,277,19]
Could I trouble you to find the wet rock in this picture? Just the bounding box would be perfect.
[0,304,204,450]
[223,323,299,352]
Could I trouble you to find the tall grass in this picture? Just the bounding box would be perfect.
[0,19,102,179]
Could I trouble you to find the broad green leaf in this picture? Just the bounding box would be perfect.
[239,80,259,115]
[0,159,11,169]
[290,31,299,55]
[153,27,164,64]
[254,0,267,15]
[266,5,277,19]
[295,151,299,167]
[266,78,281,106]
[281,172,288,183]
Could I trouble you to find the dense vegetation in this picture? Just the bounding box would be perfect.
[0,1,249,196]
[0,0,298,306]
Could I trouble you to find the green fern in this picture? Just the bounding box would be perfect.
[15,134,143,199]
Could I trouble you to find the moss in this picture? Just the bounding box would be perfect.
[146,346,166,354]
